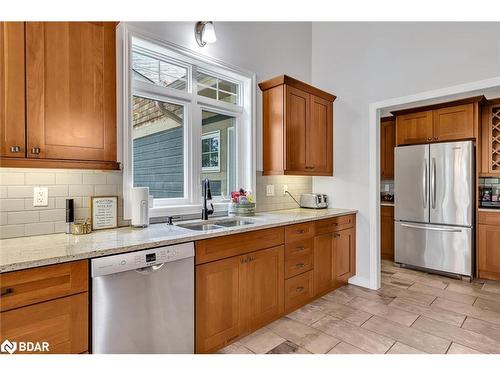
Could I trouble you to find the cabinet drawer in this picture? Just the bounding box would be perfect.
[479,211,500,226]
[285,222,315,243]
[0,260,88,312]
[285,238,313,260]
[284,271,314,311]
[195,227,285,265]
[315,215,355,235]
[285,253,313,279]
[0,292,88,354]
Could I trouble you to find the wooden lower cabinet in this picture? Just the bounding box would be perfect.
[195,256,243,354]
[195,245,284,353]
[0,292,88,354]
[478,224,500,281]
[0,260,89,354]
[333,227,356,285]
[313,233,334,296]
[381,205,395,261]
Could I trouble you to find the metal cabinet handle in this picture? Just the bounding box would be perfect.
[1,287,14,297]
[305,166,315,169]
[296,263,305,269]
[296,286,305,293]
[9,146,21,153]
[295,229,305,234]
[31,147,41,154]
[333,233,340,238]
[296,246,306,251]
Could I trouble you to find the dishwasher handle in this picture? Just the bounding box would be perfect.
[134,263,165,275]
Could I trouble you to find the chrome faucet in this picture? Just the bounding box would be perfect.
[202,178,214,220]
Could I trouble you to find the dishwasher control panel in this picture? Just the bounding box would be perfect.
[91,242,194,277]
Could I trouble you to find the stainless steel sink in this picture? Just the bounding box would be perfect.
[176,223,224,231]
[176,218,254,231]
[216,219,254,227]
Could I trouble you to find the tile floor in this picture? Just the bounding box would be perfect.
[219,260,500,354]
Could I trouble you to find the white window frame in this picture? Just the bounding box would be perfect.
[201,130,221,172]
[118,23,256,218]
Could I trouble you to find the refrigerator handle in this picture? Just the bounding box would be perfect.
[431,157,437,209]
[400,223,462,233]
[423,160,428,208]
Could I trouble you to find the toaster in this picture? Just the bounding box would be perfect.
[299,193,329,209]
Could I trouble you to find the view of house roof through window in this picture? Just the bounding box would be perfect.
[132,50,188,90]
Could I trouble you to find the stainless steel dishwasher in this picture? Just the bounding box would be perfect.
[91,242,194,353]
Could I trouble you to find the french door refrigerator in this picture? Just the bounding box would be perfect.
[394,140,473,277]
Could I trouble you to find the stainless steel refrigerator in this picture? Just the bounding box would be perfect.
[394,140,474,277]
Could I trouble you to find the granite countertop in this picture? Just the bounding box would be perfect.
[478,207,500,212]
[380,202,395,207]
[0,208,357,273]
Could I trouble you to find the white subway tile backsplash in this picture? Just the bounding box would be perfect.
[0,199,26,212]
[7,211,39,225]
[0,186,7,198]
[68,185,94,197]
[75,208,90,220]
[48,185,69,197]
[25,222,54,236]
[0,172,25,185]
[55,196,84,209]
[54,221,69,233]
[7,186,35,198]
[39,209,66,222]
[82,173,107,185]
[55,173,82,185]
[25,172,55,185]
[0,212,7,225]
[106,173,122,185]
[0,224,25,239]
[94,184,118,196]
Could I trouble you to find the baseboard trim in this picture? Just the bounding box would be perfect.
[348,275,371,289]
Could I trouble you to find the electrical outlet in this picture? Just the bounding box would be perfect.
[384,184,390,192]
[33,187,49,207]
[283,185,288,196]
[266,185,275,197]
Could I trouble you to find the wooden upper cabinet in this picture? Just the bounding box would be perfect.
[394,97,483,146]
[285,86,309,172]
[26,22,116,163]
[0,22,25,158]
[259,75,336,176]
[481,99,500,176]
[433,104,474,142]
[395,110,433,146]
[380,117,395,179]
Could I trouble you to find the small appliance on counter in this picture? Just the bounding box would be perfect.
[299,193,328,209]
[480,186,500,209]
[131,187,150,228]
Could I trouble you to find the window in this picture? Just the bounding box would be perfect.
[121,31,255,218]
[202,131,220,172]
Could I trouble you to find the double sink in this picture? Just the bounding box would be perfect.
[176,218,254,231]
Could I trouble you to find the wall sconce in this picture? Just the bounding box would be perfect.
[195,21,217,47]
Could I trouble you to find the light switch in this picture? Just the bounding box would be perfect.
[33,187,49,207]
[266,185,275,196]
[283,185,288,196]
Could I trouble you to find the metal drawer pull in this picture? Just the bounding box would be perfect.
[296,246,306,251]
[296,286,305,293]
[333,233,340,238]
[400,223,462,233]
[31,147,41,154]
[296,263,305,269]
[295,229,305,234]
[305,166,315,169]
[1,287,14,297]
[10,145,21,153]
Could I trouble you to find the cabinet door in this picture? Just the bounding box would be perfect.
[333,227,356,285]
[26,22,116,161]
[433,104,474,142]
[313,233,334,296]
[0,293,88,354]
[380,206,394,261]
[245,246,284,330]
[285,85,309,172]
[307,94,333,174]
[0,22,25,157]
[196,256,243,353]
[478,224,500,280]
[381,119,395,178]
[396,111,433,145]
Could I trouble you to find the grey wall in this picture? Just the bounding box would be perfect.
[312,22,500,284]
